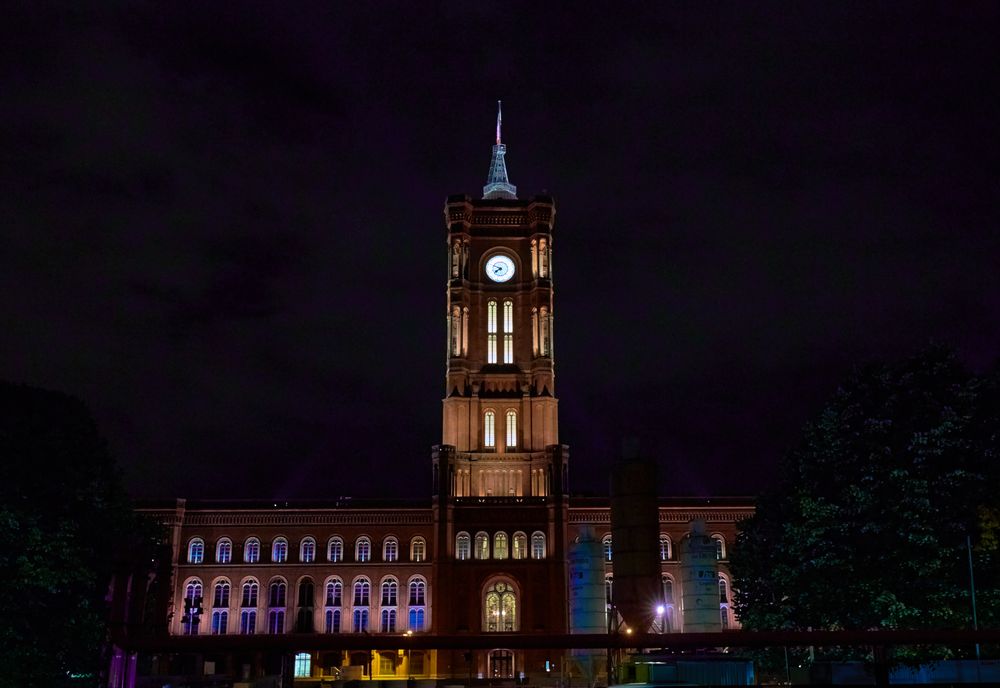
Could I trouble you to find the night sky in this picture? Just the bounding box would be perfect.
[4,3,998,501]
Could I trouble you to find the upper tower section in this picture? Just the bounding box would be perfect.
[482,101,517,200]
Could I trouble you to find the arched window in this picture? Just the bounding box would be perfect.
[662,575,675,632]
[355,536,371,562]
[325,608,342,633]
[294,652,311,678]
[244,537,260,564]
[410,536,426,562]
[484,410,496,448]
[408,579,426,606]
[353,608,369,633]
[712,534,726,560]
[719,574,732,629]
[328,536,344,562]
[505,410,517,448]
[300,537,316,563]
[493,532,508,560]
[381,608,397,633]
[212,580,231,608]
[381,579,398,606]
[353,579,370,607]
[512,532,527,560]
[605,574,613,606]
[239,579,259,635]
[483,581,517,632]
[272,538,288,564]
[268,581,286,608]
[718,574,729,604]
[383,537,398,562]
[602,534,612,562]
[503,299,514,363]
[216,538,232,564]
[659,534,672,561]
[531,531,546,559]
[487,299,498,363]
[324,579,342,634]
[409,607,425,632]
[182,579,203,635]
[296,579,315,633]
[474,532,490,560]
[456,532,471,560]
[187,538,204,564]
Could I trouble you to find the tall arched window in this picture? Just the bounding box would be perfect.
[483,581,517,632]
[484,410,496,448]
[410,536,426,562]
[662,575,675,632]
[296,579,315,633]
[353,578,370,632]
[244,537,260,564]
[719,574,732,629]
[355,536,371,562]
[182,579,203,635]
[268,580,287,633]
[300,537,316,563]
[381,608,397,633]
[456,532,471,560]
[271,538,288,563]
[381,579,398,606]
[188,538,205,564]
[493,532,508,560]
[487,299,498,363]
[539,306,551,356]
[211,580,230,635]
[505,410,517,448]
[328,536,344,562]
[216,538,232,564]
[602,534,613,562]
[408,577,427,631]
[531,531,546,559]
[605,574,613,606]
[712,534,726,560]
[659,534,672,561]
[383,537,398,562]
[325,608,342,634]
[241,580,259,607]
[502,299,514,363]
[475,532,490,560]
[512,532,527,560]
[324,579,342,634]
[239,579,258,635]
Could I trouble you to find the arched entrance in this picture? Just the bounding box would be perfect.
[489,649,514,679]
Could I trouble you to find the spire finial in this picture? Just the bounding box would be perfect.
[483,100,517,200]
[496,100,502,145]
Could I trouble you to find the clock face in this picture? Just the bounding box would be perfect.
[485,254,516,283]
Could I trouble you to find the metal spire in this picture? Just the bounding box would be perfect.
[483,100,517,200]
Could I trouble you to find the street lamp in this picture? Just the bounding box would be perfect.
[405,629,414,679]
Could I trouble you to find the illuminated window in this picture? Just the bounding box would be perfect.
[294,653,312,678]
[356,536,371,562]
[271,538,288,563]
[213,582,231,634]
[408,578,426,606]
[410,537,426,562]
[300,537,316,563]
[268,581,286,608]
[456,532,471,560]
[328,536,344,562]
[493,532,508,560]
[325,579,342,607]
[718,574,729,603]
[602,534,612,562]
[381,579,398,606]
[487,299,498,363]
[188,538,204,564]
[712,534,726,560]
[353,579,370,606]
[211,609,228,635]
[539,306,551,356]
[325,608,341,633]
[239,609,256,634]
[353,608,369,633]
[182,579,203,635]
[531,531,546,559]
[383,537,398,562]
[484,410,496,448]
[241,580,258,607]
[267,609,285,634]
[505,410,517,448]
[409,607,425,631]
[512,532,527,560]
[381,609,397,633]
[244,538,260,563]
[659,534,671,561]
[216,538,232,564]
[483,581,517,632]
[475,532,490,560]
[503,299,514,363]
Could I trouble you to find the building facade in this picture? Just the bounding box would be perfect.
[146,108,753,684]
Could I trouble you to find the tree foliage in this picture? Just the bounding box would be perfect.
[0,383,159,687]
[732,348,1000,646]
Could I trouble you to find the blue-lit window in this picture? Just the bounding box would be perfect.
[328,536,344,562]
[300,537,316,563]
[353,608,369,633]
[325,580,342,606]
[602,534,612,562]
[239,609,256,634]
[216,538,232,564]
[244,538,260,563]
[211,610,228,635]
[381,579,398,606]
[356,537,371,562]
[187,538,204,564]
[294,653,311,678]
[408,607,425,631]
[380,608,397,633]
[531,531,546,559]
[456,532,471,560]
[267,609,285,634]
[272,538,288,563]
[325,608,341,633]
[182,580,203,635]
[383,537,398,562]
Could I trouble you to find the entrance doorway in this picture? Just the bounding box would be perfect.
[489,649,514,678]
